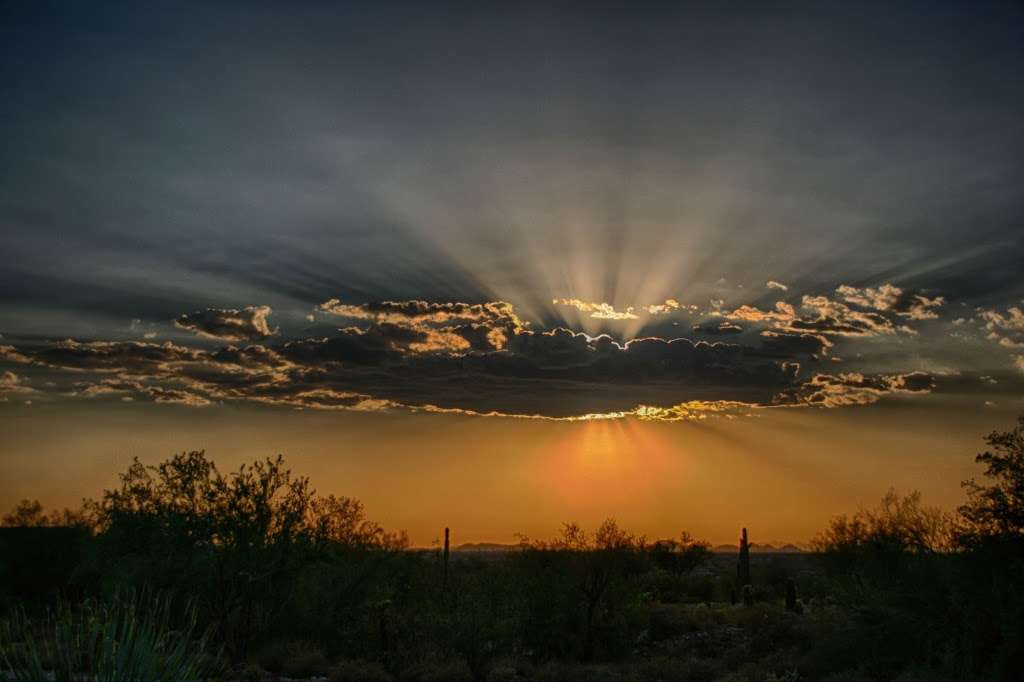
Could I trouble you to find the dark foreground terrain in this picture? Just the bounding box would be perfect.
[2,417,1023,681]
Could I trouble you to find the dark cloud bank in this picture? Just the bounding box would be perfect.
[0,285,955,421]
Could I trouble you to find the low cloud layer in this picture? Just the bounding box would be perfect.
[0,291,948,420]
[774,371,935,407]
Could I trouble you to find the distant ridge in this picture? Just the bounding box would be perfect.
[713,543,805,553]
[454,542,519,552]
[450,542,807,553]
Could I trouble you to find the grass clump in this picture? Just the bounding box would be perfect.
[0,591,211,681]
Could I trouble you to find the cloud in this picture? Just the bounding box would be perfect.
[774,371,934,407]
[631,400,757,422]
[552,298,685,320]
[1,339,203,373]
[209,344,291,369]
[0,371,25,390]
[757,330,832,358]
[553,298,638,320]
[0,371,36,401]
[978,305,1024,349]
[972,304,1024,373]
[722,283,943,339]
[174,306,277,342]
[692,321,743,336]
[0,299,942,420]
[646,299,689,315]
[835,283,902,311]
[320,299,524,327]
[0,345,31,364]
[71,378,136,398]
[835,284,945,320]
[319,299,525,352]
[792,295,898,337]
[2,330,792,418]
[766,280,789,291]
[144,386,212,406]
[725,302,797,324]
[246,387,397,412]
[71,377,211,406]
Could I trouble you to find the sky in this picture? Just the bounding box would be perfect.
[2,1,1023,545]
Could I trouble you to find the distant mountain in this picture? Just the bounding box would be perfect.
[712,543,805,553]
[440,541,807,553]
[454,542,518,552]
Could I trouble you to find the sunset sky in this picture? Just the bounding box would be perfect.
[2,2,1023,545]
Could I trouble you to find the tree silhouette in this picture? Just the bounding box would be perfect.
[87,450,404,658]
[518,519,646,662]
[1,499,46,527]
[650,531,712,576]
[1,498,89,528]
[958,415,1024,545]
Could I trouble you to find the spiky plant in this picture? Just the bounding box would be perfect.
[443,526,450,591]
[737,527,751,586]
[0,591,214,682]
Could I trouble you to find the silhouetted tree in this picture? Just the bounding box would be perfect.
[650,531,712,576]
[813,489,954,559]
[514,519,647,662]
[1,499,45,527]
[87,450,404,659]
[958,415,1024,546]
[1,499,90,528]
[952,416,1024,678]
[813,490,960,676]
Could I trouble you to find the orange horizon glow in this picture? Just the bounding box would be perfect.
[1,396,1010,548]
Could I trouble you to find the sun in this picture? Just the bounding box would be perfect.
[529,418,684,511]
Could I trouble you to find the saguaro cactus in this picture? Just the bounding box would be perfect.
[737,527,751,586]
[443,526,450,590]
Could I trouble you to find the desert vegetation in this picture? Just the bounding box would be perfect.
[2,417,1023,681]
